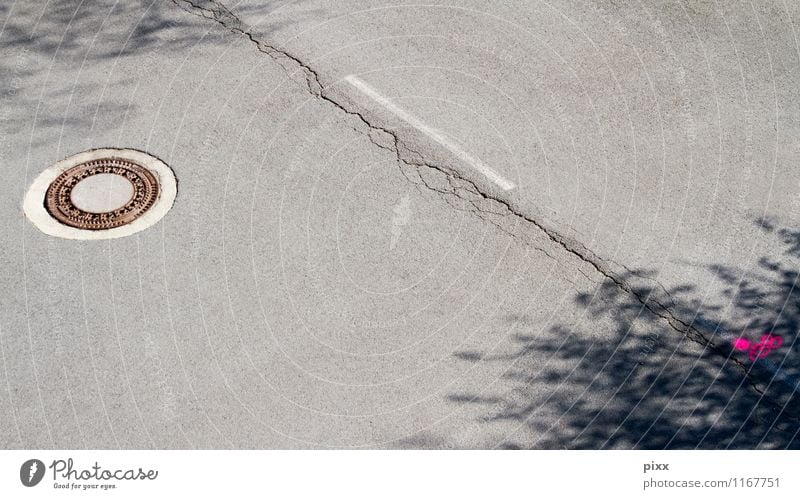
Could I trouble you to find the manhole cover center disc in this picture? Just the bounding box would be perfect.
[46,158,160,230]
[69,173,135,214]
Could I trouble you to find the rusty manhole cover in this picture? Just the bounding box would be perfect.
[45,158,160,230]
[24,148,177,240]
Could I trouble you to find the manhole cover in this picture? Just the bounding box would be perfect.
[24,148,177,240]
[46,158,160,230]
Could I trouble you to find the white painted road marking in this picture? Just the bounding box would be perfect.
[344,75,516,191]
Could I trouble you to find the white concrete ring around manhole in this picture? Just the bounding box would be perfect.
[23,148,177,240]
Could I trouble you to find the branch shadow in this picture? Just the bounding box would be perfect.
[0,0,319,141]
[441,219,800,449]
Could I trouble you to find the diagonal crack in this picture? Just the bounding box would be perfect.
[169,0,798,416]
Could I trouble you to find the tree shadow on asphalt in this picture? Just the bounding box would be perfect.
[0,0,315,141]
[444,219,800,449]
[1,1,204,141]
[1,1,197,66]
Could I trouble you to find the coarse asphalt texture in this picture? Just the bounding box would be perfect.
[2,0,800,448]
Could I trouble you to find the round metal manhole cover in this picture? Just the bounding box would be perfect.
[45,158,160,230]
[24,148,177,240]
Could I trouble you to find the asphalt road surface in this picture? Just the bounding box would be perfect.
[2,0,800,448]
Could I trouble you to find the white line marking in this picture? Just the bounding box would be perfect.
[344,75,516,191]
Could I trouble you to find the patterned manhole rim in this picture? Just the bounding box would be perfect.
[24,148,177,240]
[45,157,160,230]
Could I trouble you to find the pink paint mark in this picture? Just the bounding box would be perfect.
[749,334,783,361]
[732,334,784,361]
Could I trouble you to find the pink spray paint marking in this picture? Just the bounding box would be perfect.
[732,334,783,361]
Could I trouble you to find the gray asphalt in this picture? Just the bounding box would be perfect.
[1,0,800,448]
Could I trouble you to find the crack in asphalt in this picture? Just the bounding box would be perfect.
[171,0,323,94]
[168,0,796,415]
